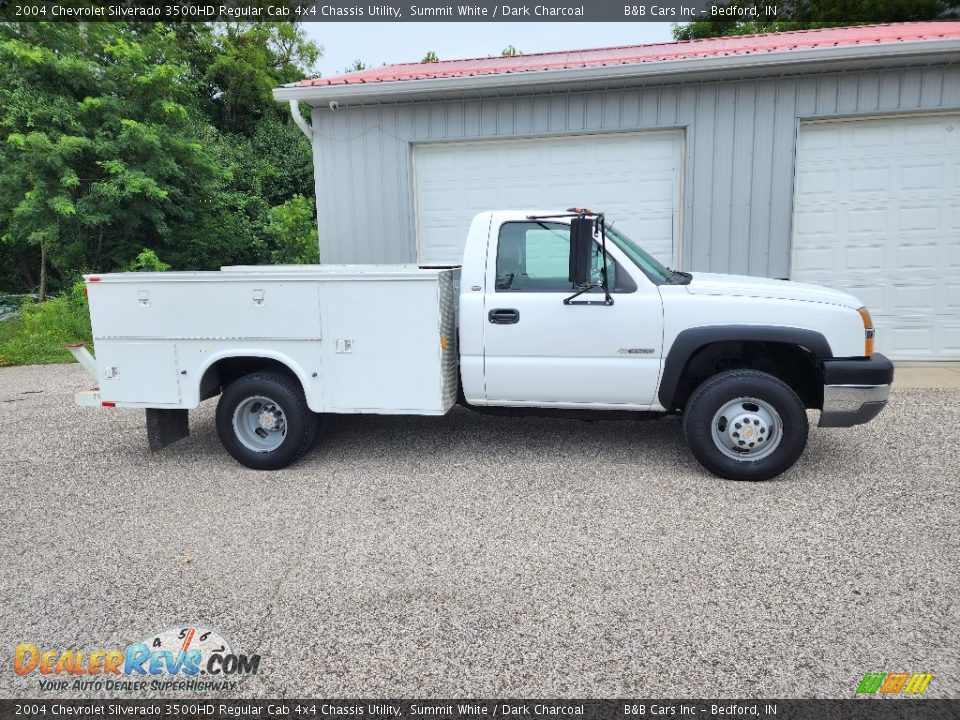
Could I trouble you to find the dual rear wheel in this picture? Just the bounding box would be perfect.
[215,371,319,471]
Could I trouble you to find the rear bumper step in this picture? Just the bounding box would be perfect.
[74,389,102,407]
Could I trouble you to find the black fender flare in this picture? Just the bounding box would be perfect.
[658,325,833,410]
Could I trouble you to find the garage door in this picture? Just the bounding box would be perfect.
[791,114,960,359]
[414,131,683,267]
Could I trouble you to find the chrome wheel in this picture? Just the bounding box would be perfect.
[711,396,783,461]
[232,395,287,453]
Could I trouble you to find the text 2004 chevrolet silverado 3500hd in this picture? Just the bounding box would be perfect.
[69,209,893,481]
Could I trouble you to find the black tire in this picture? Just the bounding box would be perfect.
[216,371,318,470]
[683,369,809,481]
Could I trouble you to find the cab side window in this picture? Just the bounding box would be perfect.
[495,221,632,292]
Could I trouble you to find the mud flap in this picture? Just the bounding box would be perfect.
[146,409,190,451]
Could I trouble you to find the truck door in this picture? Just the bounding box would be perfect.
[482,220,663,407]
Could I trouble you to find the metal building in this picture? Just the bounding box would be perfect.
[274,23,960,359]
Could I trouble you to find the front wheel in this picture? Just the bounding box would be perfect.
[216,371,318,470]
[683,369,809,481]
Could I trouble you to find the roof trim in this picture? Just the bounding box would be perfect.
[274,38,960,106]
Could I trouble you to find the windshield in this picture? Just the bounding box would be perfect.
[604,225,674,283]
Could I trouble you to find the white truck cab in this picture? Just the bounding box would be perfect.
[70,209,893,481]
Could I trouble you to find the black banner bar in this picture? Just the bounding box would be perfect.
[0,1,804,23]
[1,700,957,720]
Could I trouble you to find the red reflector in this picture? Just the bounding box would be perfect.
[88,276,101,282]
[101,401,116,408]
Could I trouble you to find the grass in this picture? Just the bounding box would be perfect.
[0,283,92,367]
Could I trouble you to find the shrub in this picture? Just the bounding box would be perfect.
[0,282,92,366]
[125,248,171,272]
[266,195,320,264]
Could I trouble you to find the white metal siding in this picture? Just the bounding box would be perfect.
[791,113,960,359]
[312,65,960,279]
[412,131,683,266]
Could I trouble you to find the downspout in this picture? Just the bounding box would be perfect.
[289,100,313,140]
[288,98,322,264]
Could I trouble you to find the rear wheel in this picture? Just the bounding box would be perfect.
[683,369,808,481]
[216,371,318,470]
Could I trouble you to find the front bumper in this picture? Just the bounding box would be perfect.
[819,353,894,428]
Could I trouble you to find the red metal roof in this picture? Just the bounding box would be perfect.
[294,22,960,87]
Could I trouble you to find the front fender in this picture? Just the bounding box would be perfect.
[658,325,833,410]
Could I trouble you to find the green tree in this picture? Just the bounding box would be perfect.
[124,248,171,272]
[0,21,323,297]
[673,1,952,39]
[204,22,321,135]
[250,113,315,207]
[0,23,226,298]
[422,50,439,63]
[501,45,521,56]
[345,59,367,73]
[265,195,319,264]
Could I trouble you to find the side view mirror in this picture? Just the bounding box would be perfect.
[568,217,594,287]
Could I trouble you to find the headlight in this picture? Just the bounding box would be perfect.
[858,306,874,357]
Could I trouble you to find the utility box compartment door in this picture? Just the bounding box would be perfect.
[320,279,448,413]
[97,342,180,406]
[88,278,321,340]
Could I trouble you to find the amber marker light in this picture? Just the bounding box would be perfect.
[858,306,875,357]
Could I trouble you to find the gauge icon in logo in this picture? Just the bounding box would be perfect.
[144,625,234,658]
[139,624,260,677]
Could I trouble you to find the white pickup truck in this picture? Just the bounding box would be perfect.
[69,210,893,481]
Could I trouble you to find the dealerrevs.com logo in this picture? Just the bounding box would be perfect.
[13,625,260,692]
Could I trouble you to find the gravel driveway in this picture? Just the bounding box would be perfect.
[0,363,957,699]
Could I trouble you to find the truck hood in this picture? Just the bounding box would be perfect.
[684,273,862,309]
